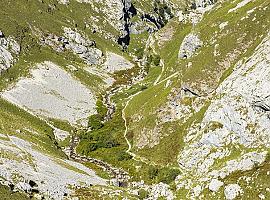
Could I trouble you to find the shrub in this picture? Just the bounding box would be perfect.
[135,47,144,59]
[138,189,149,199]
[88,114,103,130]
[117,151,132,161]
[96,99,107,118]
[146,54,161,67]
[87,142,98,152]
[141,85,148,91]
[148,166,159,180]
[156,168,180,184]
[152,54,161,66]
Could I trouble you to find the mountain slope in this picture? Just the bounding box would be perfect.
[0,0,269,199]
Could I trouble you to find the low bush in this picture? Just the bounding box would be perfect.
[117,151,132,161]
[88,114,103,130]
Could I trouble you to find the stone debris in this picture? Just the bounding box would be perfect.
[192,185,202,197]
[146,182,174,200]
[63,27,103,65]
[53,128,70,141]
[39,27,103,65]
[209,179,224,192]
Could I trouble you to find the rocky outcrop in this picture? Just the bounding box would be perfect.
[176,33,270,198]
[2,61,97,126]
[158,86,205,123]
[191,0,216,9]
[103,52,134,73]
[0,135,106,199]
[63,27,103,65]
[39,28,103,65]
[224,184,243,200]
[118,0,175,48]
[178,33,202,59]
[0,30,20,74]
[117,0,137,48]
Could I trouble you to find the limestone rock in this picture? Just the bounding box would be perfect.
[0,31,20,73]
[2,61,97,126]
[224,184,242,200]
[103,52,134,73]
[209,179,224,192]
[63,27,103,65]
[178,33,202,59]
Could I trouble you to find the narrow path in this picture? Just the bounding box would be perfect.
[158,71,178,85]
[122,70,179,165]
[153,59,165,86]
[122,91,142,154]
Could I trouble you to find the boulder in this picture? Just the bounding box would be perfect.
[209,179,224,192]
[224,184,242,200]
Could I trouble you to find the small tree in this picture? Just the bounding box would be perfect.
[152,54,161,66]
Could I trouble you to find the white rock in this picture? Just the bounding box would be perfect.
[178,33,270,175]
[224,184,242,200]
[219,21,228,30]
[1,61,96,126]
[228,0,252,13]
[259,194,265,200]
[209,179,224,192]
[0,136,107,199]
[63,27,102,65]
[16,182,32,192]
[53,128,70,141]
[0,33,20,73]
[178,33,202,59]
[148,182,174,200]
[103,52,134,73]
[193,185,202,197]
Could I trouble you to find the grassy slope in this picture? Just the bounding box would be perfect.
[0,0,124,196]
[124,0,270,167]
[0,0,269,198]
[0,98,65,158]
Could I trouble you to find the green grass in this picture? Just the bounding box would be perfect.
[0,98,65,158]
[202,159,270,200]
[77,107,128,165]
[84,162,112,180]
[0,184,31,200]
[122,0,270,167]
[73,185,138,200]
